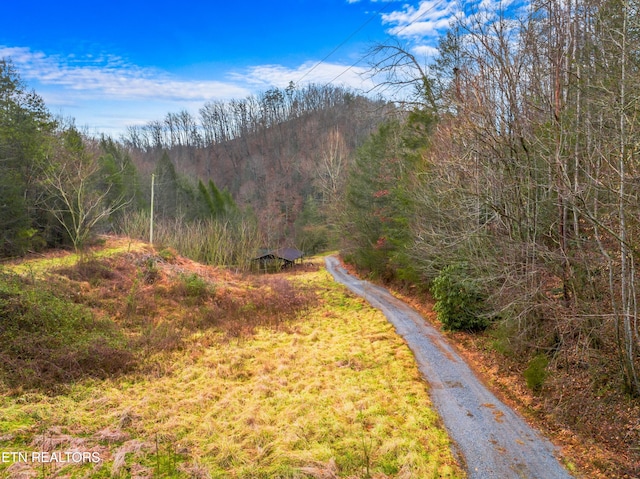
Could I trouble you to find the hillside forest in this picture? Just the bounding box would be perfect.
[4,0,640,474]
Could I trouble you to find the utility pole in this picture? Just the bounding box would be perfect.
[150,173,155,244]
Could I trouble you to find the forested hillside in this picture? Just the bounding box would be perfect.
[345,0,640,387]
[121,84,394,249]
[0,60,393,261]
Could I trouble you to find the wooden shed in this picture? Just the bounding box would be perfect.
[253,247,304,271]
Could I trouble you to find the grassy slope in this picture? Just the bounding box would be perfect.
[0,238,462,479]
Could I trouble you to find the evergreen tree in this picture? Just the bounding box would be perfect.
[294,195,330,254]
[343,121,406,279]
[197,178,238,219]
[154,151,179,219]
[0,59,55,255]
[99,136,145,214]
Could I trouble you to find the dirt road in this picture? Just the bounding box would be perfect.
[325,255,573,479]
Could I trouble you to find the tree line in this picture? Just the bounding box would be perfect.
[122,83,376,153]
[0,59,392,266]
[340,0,640,396]
[121,84,392,251]
[0,60,137,256]
[0,59,256,264]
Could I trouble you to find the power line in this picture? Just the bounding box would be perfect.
[295,1,397,85]
[325,0,446,86]
[388,0,448,38]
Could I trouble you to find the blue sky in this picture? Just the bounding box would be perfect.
[0,0,463,137]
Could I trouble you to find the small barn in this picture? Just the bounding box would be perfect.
[253,247,304,271]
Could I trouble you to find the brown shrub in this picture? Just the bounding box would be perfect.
[55,258,116,284]
[199,276,316,340]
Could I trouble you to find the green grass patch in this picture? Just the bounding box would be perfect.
[2,237,149,278]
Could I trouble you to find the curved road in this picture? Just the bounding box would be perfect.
[325,256,572,479]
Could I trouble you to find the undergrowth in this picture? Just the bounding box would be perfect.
[0,271,133,393]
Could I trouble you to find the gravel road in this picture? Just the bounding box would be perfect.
[325,255,573,479]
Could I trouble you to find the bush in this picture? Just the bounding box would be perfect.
[183,273,209,297]
[56,257,115,285]
[158,247,178,263]
[173,273,214,304]
[0,272,133,391]
[141,256,160,284]
[431,262,487,331]
[524,354,549,392]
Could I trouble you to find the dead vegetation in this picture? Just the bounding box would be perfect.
[0,240,316,395]
[0,238,462,478]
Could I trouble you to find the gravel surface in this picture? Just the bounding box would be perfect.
[325,255,573,479]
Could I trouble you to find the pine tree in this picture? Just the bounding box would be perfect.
[0,59,55,255]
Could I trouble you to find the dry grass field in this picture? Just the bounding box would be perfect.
[0,237,462,478]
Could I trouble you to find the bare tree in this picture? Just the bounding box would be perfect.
[366,40,437,110]
[316,127,348,205]
[41,129,130,253]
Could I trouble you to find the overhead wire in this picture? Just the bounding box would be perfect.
[294,1,397,85]
[324,0,447,86]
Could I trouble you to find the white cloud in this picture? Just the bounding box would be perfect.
[0,46,251,103]
[378,0,462,67]
[381,0,458,39]
[413,44,440,58]
[234,61,376,91]
[0,45,380,136]
[386,17,452,38]
[1,45,376,108]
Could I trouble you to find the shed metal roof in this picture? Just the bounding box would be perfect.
[273,247,304,262]
[253,247,304,262]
